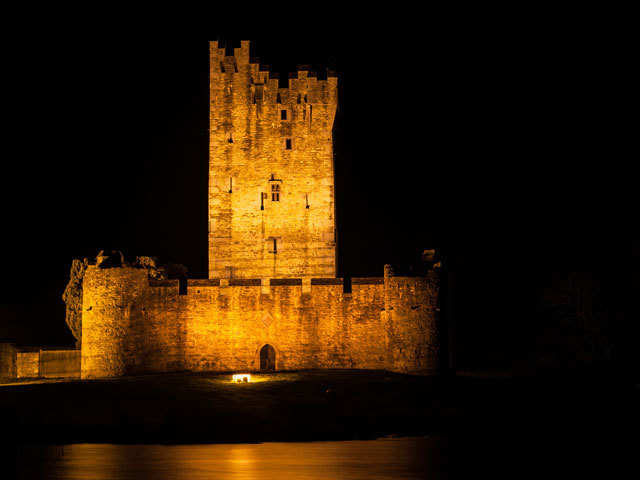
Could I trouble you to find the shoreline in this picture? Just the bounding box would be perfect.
[1,370,621,446]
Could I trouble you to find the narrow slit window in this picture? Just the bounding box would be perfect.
[271,238,278,254]
[285,138,292,150]
[228,132,233,143]
[228,177,233,193]
[277,93,282,104]
[297,94,301,104]
[281,109,287,120]
[309,105,313,125]
[271,183,280,201]
[305,193,310,209]
[220,62,225,73]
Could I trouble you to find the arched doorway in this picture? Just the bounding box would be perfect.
[260,344,276,371]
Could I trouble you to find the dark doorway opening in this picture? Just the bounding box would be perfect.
[260,344,276,371]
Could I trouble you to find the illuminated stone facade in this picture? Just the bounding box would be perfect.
[72,41,441,379]
[209,40,337,279]
[80,266,440,379]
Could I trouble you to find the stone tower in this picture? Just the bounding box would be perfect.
[209,40,338,279]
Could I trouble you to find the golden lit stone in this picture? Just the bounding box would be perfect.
[76,42,440,381]
[208,40,337,280]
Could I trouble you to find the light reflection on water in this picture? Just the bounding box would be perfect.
[18,437,448,479]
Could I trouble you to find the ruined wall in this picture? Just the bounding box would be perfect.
[81,266,186,378]
[16,351,39,378]
[81,265,439,379]
[62,258,88,346]
[0,343,17,378]
[40,349,80,378]
[209,40,338,280]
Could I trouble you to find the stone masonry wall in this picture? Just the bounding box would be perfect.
[40,349,80,378]
[16,351,39,378]
[209,40,338,279]
[81,266,439,379]
[0,343,17,379]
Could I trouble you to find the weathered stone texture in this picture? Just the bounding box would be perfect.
[63,258,88,345]
[16,351,39,378]
[209,41,338,279]
[39,349,80,378]
[74,41,441,381]
[0,343,17,378]
[80,266,439,379]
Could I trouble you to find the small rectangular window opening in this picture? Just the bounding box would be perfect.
[281,109,287,120]
[271,183,280,201]
[285,138,292,150]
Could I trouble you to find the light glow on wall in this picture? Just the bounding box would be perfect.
[232,373,251,383]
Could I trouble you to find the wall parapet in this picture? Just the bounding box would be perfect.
[352,277,384,285]
[142,275,428,291]
[189,279,221,287]
[80,264,440,378]
[229,279,262,286]
[311,278,343,285]
[269,278,302,286]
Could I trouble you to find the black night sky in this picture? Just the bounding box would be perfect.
[0,28,627,369]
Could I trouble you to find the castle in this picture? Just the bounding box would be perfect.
[2,41,441,380]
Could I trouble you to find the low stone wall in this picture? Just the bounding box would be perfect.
[17,351,40,378]
[40,349,81,378]
[0,343,17,378]
[81,265,441,379]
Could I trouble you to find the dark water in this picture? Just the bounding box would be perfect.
[17,437,449,479]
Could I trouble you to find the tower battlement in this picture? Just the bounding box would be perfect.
[48,41,443,382]
[209,40,337,105]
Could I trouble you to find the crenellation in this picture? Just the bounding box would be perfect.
[51,41,444,382]
[77,260,439,378]
[209,48,338,279]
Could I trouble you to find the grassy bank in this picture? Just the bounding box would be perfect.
[0,370,624,445]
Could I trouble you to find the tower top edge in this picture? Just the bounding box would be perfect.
[210,40,338,80]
